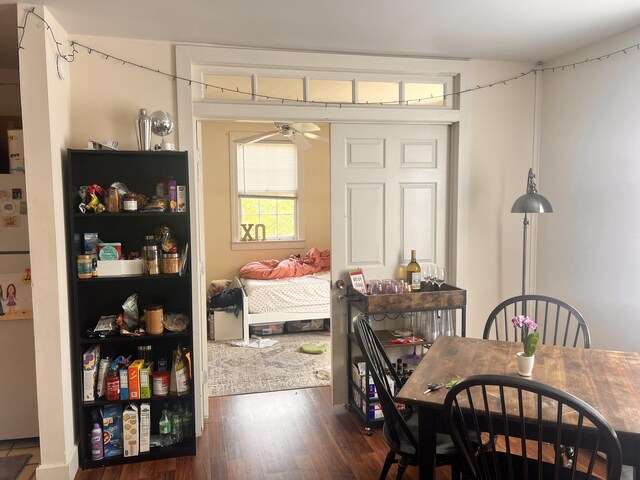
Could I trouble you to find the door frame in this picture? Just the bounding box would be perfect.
[175,44,472,409]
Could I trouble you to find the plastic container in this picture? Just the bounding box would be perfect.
[145,305,163,335]
[153,370,170,396]
[77,254,93,279]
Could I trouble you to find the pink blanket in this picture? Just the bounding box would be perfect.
[240,248,330,280]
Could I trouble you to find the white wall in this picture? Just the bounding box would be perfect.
[462,59,536,338]
[538,26,640,353]
[18,5,77,479]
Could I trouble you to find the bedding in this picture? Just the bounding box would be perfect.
[239,247,330,280]
[240,271,330,314]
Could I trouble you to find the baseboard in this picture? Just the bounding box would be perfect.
[35,443,78,480]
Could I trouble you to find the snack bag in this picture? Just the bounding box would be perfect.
[169,344,190,396]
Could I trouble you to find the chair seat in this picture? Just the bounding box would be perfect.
[383,411,458,461]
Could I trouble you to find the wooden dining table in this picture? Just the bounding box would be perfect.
[396,335,640,480]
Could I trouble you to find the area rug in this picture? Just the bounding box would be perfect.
[207,331,331,396]
[0,454,31,480]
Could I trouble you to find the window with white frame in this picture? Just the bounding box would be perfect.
[230,136,303,246]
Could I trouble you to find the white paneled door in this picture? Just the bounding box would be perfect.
[330,123,450,403]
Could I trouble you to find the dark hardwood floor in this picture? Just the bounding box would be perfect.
[74,386,451,480]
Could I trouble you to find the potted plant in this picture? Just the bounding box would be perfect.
[512,315,539,376]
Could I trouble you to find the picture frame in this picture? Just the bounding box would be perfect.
[349,268,367,294]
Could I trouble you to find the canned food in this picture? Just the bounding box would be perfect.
[77,254,93,279]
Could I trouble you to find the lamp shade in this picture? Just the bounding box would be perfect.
[511,167,553,214]
[511,193,553,213]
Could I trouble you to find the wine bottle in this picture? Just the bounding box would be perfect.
[406,250,421,291]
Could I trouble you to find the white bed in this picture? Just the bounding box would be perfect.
[234,271,331,344]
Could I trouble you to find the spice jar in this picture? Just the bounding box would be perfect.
[77,254,93,279]
[138,345,152,364]
[142,245,160,275]
[162,253,180,274]
[144,234,157,247]
[145,304,163,335]
[123,192,138,212]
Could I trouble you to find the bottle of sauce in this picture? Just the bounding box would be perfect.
[106,368,120,401]
[406,249,421,291]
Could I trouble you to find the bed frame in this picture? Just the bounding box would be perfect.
[234,277,330,344]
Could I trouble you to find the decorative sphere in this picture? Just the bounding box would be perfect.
[150,110,174,137]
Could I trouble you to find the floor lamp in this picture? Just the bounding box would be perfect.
[511,168,553,296]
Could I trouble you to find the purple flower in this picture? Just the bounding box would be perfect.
[512,315,537,331]
[511,315,525,328]
[523,317,537,330]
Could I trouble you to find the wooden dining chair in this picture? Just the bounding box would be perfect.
[353,317,461,480]
[444,374,622,480]
[483,295,591,348]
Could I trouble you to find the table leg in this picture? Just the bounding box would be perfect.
[417,408,437,480]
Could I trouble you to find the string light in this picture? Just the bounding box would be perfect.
[18,8,75,62]
[17,7,640,107]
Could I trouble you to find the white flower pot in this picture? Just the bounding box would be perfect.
[516,352,535,377]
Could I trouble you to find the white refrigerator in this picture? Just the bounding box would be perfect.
[0,173,38,439]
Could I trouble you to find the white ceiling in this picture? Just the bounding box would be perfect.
[2,1,640,64]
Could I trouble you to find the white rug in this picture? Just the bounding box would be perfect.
[207,331,331,397]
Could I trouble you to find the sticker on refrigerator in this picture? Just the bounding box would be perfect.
[0,190,8,201]
[0,271,32,319]
[2,216,19,228]
[12,189,22,200]
[2,202,16,214]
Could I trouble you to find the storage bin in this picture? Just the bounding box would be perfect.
[249,322,284,336]
[285,319,325,332]
[211,309,242,341]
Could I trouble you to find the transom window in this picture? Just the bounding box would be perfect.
[203,73,449,107]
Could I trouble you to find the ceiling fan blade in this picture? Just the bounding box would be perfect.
[291,122,320,133]
[292,134,311,150]
[234,131,279,144]
[303,132,328,142]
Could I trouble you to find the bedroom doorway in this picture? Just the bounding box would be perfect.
[201,120,332,397]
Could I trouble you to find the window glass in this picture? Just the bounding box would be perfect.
[309,79,353,103]
[358,81,399,104]
[258,77,304,102]
[405,83,445,106]
[237,142,298,240]
[203,75,252,101]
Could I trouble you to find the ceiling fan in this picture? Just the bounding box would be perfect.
[234,122,327,150]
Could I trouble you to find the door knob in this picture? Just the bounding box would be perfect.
[335,279,346,300]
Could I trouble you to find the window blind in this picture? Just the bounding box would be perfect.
[237,142,297,197]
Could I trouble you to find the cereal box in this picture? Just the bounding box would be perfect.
[177,185,187,212]
[102,404,123,458]
[119,368,129,400]
[128,359,144,400]
[122,404,139,457]
[139,403,150,453]
[139,362,153,399]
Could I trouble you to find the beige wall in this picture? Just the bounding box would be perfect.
[18,5,76,479]
[68,35,175,150]
[201,121,331,284]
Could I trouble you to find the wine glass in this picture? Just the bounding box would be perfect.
[422,263,435,285]
[434,266,445,289]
